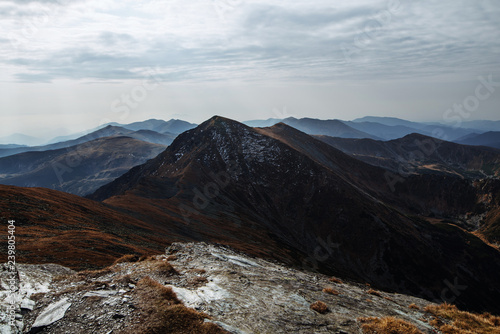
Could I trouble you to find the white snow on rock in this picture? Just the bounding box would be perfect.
[211,253,259,267]
[31,298,71,328]
[168,276,231,309]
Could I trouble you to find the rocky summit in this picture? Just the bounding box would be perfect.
[1,242,450,334]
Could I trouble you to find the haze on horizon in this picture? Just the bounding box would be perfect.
[1,0,499,139]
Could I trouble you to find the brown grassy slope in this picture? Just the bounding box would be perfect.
[0,185,170,270]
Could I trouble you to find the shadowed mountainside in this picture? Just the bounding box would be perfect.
[88,116,500,313]
[315,133,500,178]
[0,185,169,270]
[455,131,500,149]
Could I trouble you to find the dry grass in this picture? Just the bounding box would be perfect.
[322,287,340,295]
[115,274,134,285]
[188,276,208,287]
[156,261,179,276]
[77,267,113,279]
[358,316,423,334]
[424,303,500,334]
[167,255,178,261]
[409,303,420,310]
[121,277,226,334]
[113,254,139,265]
[328,277,343,284]
[310,301,328,314]
[366,289,381,297]
[138,255,157,262]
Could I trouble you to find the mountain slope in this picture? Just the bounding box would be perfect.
[89,116,500,313]
[351,117,479,140]
[118,118,197,134]
[455,131,500,149]
[0,126,175,158]
[244,117,379,139]
[316,133,500,178]
[343,121,426,140]
[0,136,167,196]
[0,185,168,270]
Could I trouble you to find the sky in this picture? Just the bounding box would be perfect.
[1,0,499,140]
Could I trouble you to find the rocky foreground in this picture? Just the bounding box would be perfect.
[0,242,454,333]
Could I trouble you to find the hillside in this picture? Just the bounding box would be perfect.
[316,133,500,178]
[0,136,167,196]
[455,131,500,149]
[0,185,168,270]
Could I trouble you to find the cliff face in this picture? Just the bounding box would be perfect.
[2,242,444,334]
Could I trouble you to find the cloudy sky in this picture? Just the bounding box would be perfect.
[1,0,499,140]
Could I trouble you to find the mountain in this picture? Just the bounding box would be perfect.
[461,120,500,132]
[342,121,426,140]
[0,184,167,270]
[0,125,175,158]
[352,116,430,129]
[0,133,41,146]
[455,131,500,149]
[89,116,500,313]
[244,117,380,139]
[118,118,197,134]
[0,144,26,149]
[315,133,500,178]
[0,136,167,196]
[243,118,283,128]
[351,117,480,141]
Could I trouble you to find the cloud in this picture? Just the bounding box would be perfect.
[1,0,499,84]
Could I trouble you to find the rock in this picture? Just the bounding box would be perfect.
[83,291,117,298]
[20,298,35,311]
[31,298,71,328]
[205,319,249,334]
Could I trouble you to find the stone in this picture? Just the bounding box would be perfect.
[20,298,35,311]
[31,298,71,328]
[83,291,117,298]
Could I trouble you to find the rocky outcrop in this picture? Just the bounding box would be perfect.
[2,243,445,333]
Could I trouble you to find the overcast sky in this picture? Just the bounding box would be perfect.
[1,0,499,139]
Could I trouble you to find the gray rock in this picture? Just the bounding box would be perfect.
[20,298,35,311]
[83,291,117,298]
[31,298,71,328]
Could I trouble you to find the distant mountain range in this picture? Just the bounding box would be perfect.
[244,116,499,142]
[0,125,176,158]
[244,117,380,139]
[0,136,167,196]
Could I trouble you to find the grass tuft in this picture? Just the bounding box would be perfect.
[328,277,343,284]
[310,301,328,314]
[409,303,420,310]
[322,287,340,295]
[358,316,423,334]
[113,254,139,265]
[424,303,500,334]
[121,277,226,334]
[366,289,381,297]
[156,261,179,276]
